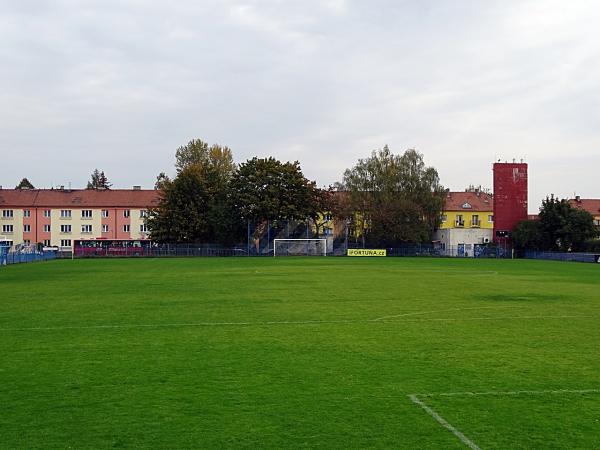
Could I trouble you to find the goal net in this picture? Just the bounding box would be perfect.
[273,239,327,256]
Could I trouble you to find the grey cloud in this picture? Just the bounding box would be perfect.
[1,0,599,212]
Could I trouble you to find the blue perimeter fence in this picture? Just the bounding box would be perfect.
[0,245,57,266]
[3,244,599,264]
[524,250,600,264]
[68,243,514,259]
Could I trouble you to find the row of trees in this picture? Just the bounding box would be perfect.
[513,196,597,252]
[17,136,595,251]
[14,170,112,190]
[147,140,326,245]
[146,139,446,246]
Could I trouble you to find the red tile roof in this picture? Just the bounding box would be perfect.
[569,199,600,216]
[444,191,493,212]
[0,189,160,208]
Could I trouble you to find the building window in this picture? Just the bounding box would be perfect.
[488,215,494,222]
[140,210,148,218]
[140,224,148,232]
[60,210,72,218]
[455,215,464,227]
[43,224,51,232]
[441,215,447,222]
[43,239,51,247]
[24,224,31,233]
[102,224,109,233]
[2,210,14,218]
[123,225,130,232]
[81,210,92,218]
[44,209,51,218]
[60,239,72,248]
[2,225,14,233]
[81,224,93,234]
[102,210,109,218]
[60,224,72,233]
[123,210,130,218]
[472,215,480,227]
[23,239,31,245]
[23,209,31,218]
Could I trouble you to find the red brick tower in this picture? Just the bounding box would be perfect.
[493,162,528,243]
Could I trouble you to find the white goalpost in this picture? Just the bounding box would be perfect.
[273,239,327,256]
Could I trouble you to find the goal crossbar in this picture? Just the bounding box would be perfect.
[273,239,327,257]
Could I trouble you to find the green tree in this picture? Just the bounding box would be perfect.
[312,187,344,238]
[154,172,171,190]
[516,196,596,251]
[147,165,211,243]
[338,146,445,247]
[175,139,236,177]
[15,178,35,189]
[230,157,320,227]
[147,140,242,245]
[512,220,543,250]
[86,169,111,190]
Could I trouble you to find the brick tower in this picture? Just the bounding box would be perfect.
[493,162,528,243]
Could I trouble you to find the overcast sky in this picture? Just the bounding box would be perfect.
[2,1,599,212]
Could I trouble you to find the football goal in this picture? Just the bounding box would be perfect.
[273,239,327,256]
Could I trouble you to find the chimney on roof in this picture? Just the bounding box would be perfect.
[576,195,581,202]
[59,185,65,190]
[133,185,141,190]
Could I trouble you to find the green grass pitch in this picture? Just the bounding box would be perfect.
[1,257,599,449]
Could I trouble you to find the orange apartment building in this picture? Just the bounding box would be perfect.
[0,187,160,250]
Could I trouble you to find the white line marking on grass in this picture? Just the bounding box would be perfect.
[371,305,527,321]
[408,394,481,450]
[408,389,600,449]
[0,315,588,332]
[415,388,600,397]
[391,314,584,323]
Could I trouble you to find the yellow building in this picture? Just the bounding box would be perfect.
[435,191,494,255]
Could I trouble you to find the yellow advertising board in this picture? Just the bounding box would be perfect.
[347,249,387,257]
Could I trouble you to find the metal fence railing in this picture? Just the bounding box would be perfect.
[0,245,57,266]
[68,243,513,259]
[524,250,600,264]
[72,245,249,258]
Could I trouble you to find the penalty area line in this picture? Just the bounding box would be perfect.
[409,388,600,449]
[408,394,481,450]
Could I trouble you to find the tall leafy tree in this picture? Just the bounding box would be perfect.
[513,196,595,251]
[86,169,112,190]
[154,172,171,190]
[148,140,242,245]
[538,196,595,251]
[175,139,236,177]
[15,178,35,189]
[147,165,212,243]
[230,157,320,227]
[512,220,544,250]
[338,146,445,247]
